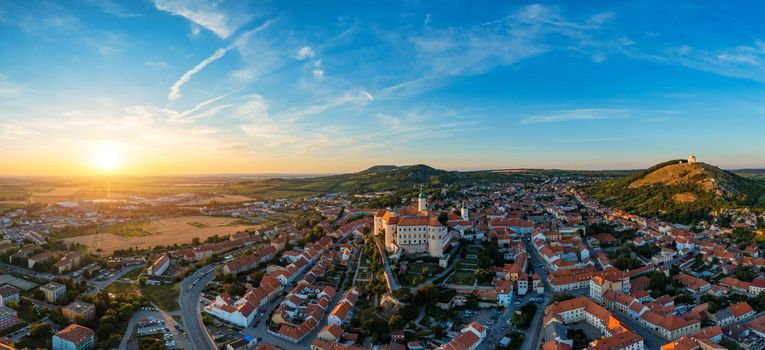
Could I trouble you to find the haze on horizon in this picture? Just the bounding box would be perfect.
[2,1,765,176]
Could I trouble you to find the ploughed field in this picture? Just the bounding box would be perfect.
[63,216,254,254]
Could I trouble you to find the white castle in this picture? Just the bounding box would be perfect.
[373,187,450,257]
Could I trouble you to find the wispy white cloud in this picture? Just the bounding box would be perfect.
[408,4,620,77]
[278,90,373,120]
[145,61,169,69]
[559,136,624,144]
[0,124,34,140]
[237,94,356,154]
[2,4,125,56]
[0,74,31,98]
[153,0,251,39]
[295,46,315,60]
[659,40,765,83]
[311,59,324,79]
[168,21,275,101]
[85,0,141,17]
[168,47,229,101]
[520,108,629,124]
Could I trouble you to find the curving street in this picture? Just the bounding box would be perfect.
[371,234,400,291]
[178,264,218,350]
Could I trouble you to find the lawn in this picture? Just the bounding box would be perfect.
[123,266,146,280]
[140,283,180,311]
[408,262,441,275]
[104,282,180,311]
[448,271,475,285]
[457,261,478,270]
[401,262,444,286]
[104,281,137,294]
[464,246,484,255]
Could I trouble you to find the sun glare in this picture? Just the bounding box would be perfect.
[91,143,122,172]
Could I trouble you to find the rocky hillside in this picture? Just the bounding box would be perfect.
[586,159,765,223]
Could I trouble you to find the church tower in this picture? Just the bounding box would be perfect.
[417,186,427,212]
[461,204,468,221]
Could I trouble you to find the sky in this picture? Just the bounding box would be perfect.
[2,0,765,176]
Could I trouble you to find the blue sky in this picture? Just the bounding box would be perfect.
[1,0,765,175]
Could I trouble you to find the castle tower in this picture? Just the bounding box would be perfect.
[688,154,697,164]
[417,186,427,212]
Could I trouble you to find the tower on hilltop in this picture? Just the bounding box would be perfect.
[688,154,697,164]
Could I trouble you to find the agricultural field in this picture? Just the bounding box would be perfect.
[181,194,253,205]
[55,221,153,239]
[63,216,256,254]
[0,201,25,211]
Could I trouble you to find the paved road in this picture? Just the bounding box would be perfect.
[370,234,399,291]
[476,297,524,350]
[8,325,30,343]
[87,264,145,294]
[522,237,554,350]
[22,296,56,310]
[609,311,665,349]
[178,264,218,350]
[474,237,554,350]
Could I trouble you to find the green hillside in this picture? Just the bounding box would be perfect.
[223,164,538,199]
[586,160,765,223]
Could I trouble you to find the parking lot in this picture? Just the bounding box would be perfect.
[136,309,177,348]
[121,308,185,350]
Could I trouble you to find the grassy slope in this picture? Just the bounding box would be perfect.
[586,160,765,223]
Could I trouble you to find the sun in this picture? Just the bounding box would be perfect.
[91,142,123,172]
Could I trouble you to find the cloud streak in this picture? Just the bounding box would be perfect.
[0,124,34,140]
[168,47,229,101]
[153,0,251,39]
[0,74,30,98]
[520,108,629,124]
[659,40,765,83]
[408,4,620,77]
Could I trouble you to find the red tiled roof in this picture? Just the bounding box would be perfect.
[55,324,94,346]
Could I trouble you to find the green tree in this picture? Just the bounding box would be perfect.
[388,314,405,330]
[551,293,575,303]
[29,322,52,337]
